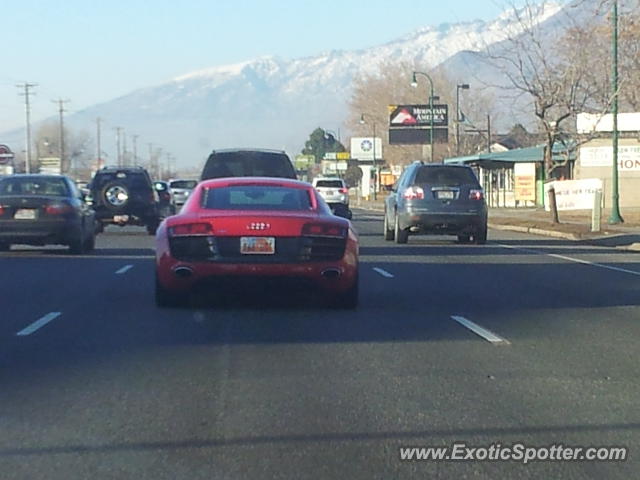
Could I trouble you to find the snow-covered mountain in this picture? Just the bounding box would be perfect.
[3,2,568,168]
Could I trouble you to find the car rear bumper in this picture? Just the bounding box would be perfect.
[398,210,487,235]
[0,219,82,245]
[157,256,358,294]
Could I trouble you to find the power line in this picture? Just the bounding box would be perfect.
[16,82,38,173]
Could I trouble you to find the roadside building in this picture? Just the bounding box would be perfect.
[574,113,640,209]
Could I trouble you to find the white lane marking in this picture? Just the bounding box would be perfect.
[498,243,640,277]
[451,315,509,345]
[16,312,62,337]
[373,267,394,278]
[115,264,134,275]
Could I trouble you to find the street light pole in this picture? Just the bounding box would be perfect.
[411,71,436,163]
[456,83,470,156]
[609,0,623,224]
[359,114,377,200]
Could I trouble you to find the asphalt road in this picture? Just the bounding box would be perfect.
[0,209,638,479]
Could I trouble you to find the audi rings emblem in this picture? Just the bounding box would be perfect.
[247,222,270,230]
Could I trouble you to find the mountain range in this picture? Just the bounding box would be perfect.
[2,1,594,168]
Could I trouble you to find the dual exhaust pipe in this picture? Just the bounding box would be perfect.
[173,266,342,280]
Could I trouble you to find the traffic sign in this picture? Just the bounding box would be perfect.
[0,144,14,165]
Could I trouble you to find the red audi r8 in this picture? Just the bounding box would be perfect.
[155,177,359,308]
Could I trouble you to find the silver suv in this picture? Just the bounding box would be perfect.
[312,177,349,207]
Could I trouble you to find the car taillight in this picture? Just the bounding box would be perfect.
[339,187,348,194]
[302,223,347,238]
[403,186,424,200]
[45,204,74,215]
[169,223,213,236]
[469,189,484,200]
[0,206,5,216]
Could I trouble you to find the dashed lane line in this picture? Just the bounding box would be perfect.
[16,312,62,337]
[451,315,510,345]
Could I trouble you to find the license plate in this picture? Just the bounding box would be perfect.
[113,215,129,223]
[14,209,37,220]
[240,237,275,255]
[436,191,455,200]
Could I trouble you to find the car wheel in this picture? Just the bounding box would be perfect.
[84,230,96,252]
[383,211,394,241]
[457,234,471,244]
[474,226,488,245]
[394,214,409,244]
[155,275,185,308]
[146,220,160,235]
[101,181,130,211]
[0,242,10,252]
[330,274,359,309]
[68,234,85,254]
[95,221,105,234]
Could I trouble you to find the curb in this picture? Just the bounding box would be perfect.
[487,223,581,241]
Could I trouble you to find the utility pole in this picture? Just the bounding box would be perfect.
[96,118,103,169]
[52,98,70,173]
[122,133,128,166]
[456,83,470,156]
[132,134,139,166]
[487,114,492,153]
[17,82,38,173]
[114,127,123,166]
[148,143,154,177]
[609,0,623,224]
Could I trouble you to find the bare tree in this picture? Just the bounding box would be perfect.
[478,1,615,178]
[33,122,94,177]
[347,60,497,165]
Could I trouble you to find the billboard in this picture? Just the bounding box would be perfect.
[350,137,383,161]
[579,145,640,170]
[389,104,448,128]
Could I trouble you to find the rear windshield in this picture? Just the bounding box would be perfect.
[315,180,344,188]
[414,167,478,186]
[0,177,69,197]
[170,180,197,189]
[203,185,312,211]
[201,151,296,180]
[91,172,151,191]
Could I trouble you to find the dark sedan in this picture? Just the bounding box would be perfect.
[0,174,96,253]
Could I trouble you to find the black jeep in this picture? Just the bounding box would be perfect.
[88,166,161,234]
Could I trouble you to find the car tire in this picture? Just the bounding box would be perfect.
[394,214,408,244]
[383,211,394,241]
[331,274,359,309]
[84,230,96,252]
[155,275,185,308]
[68,233,85,254]
[146,220,160,235]
[100,181,130,211]
[457,234,471,244]
[0,242,10,252]
[474,226,488,245]
[95,221,105,234]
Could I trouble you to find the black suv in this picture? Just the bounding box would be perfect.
[88,166,161,234]
[384,162,488,244]
[201,149,297,180]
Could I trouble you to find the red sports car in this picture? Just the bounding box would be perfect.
[155,177,359,308]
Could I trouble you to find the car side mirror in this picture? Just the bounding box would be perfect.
[332,204,352,220]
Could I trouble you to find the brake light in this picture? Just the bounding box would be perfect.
[302,223,347,238]
[0,206,4,216]
[45,204,74,215]
[339,187,348,194]
[469,189,484,201]
[403,186,424,200]
[169,223,213,236]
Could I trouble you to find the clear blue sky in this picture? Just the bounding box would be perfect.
[1,0,529,132]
